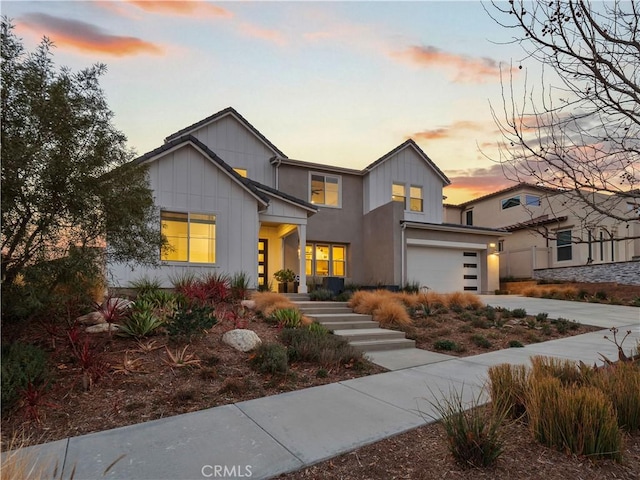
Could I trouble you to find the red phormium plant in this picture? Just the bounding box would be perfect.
[20,381,58,424]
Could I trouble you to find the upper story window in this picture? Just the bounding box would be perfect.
[392,183,406,207]
[233,168,247,178]
[161,211,216,263]
[465,209,473,226]
[409,186,423,212]
[310,173,341,207]
[525,194,541,206]
[501,196,521,209]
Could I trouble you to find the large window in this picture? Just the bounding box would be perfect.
[392,183,406,207]
[393,183,423,212]
[161,211,216,263]
[556,230,572,262]
[310,173,340,207]
[409,186,423,212]
[305,243,347,277]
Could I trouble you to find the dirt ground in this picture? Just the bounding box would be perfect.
[278,408,640,480]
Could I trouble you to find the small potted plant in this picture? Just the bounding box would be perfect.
[274,268,296,293]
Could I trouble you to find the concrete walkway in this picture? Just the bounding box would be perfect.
[9,298,639,480]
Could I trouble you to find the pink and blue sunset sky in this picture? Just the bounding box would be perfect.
[3,0,543,204]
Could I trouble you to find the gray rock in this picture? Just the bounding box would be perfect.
[222,329,262,352]
[85,323,120,334]
[77,311,106,325]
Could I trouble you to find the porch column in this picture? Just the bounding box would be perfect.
[297,224,308,293]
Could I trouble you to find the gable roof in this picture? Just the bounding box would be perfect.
[456,182,559,207]
[364,139,451,185]
[248,179,318,213]
[164,107,288,159]
[134,134,270,206]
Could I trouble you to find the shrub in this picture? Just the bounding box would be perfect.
[535,312,549,323]
[433,339,459,351]
[1,343,49,412]
[251,292,296,317]
[281,328,363,367]
[527,376,622,461]
[458,324,473,334]
[512,308,527,319]
[129,276,162,297]
[445,292,466,309]
[508,340,524,348]
[269,308,303,328]
[199,272,231,303]
[306,322,329,335]
[230,271,251,301]
[428,388,506,469]
[119,309,164,338]
[553,317,571,334]
[471,317,489,329]
[373,301,412,327]
[250,343,288,374]
[309,288,334,301]
[167,305,217,340]
[402,281,421,294]
[595,290,608,300]
[589,362,640,433]
[483,306,496,322]
[488,363,528,419]
[471,334,492,349]
[530,355,583,387]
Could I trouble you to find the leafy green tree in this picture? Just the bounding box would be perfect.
[1,19,162,317]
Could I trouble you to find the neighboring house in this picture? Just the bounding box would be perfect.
[444,183,640,281]
[108,107,505,293]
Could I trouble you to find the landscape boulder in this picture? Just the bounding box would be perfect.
[240,300,256,310]
[222,329,262,352]
[86,323,120,334]
[76,311,106,326]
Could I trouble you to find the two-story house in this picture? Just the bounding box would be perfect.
[108,107,505,293]
[445,183,640,281]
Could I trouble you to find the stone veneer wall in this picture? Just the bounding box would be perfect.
[534,261,640,286]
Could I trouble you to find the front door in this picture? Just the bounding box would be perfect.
[258,239,268,288]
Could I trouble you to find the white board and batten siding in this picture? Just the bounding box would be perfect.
[108,144,260,288]
[189,114,278,187]
[364,147,445,223]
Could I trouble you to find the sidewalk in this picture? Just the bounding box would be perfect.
[10,298,640,480]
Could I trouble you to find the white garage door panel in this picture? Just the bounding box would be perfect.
[407,247,481,293]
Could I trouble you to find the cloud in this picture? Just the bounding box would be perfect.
[412,120,486,141]
[444,165,519,204]
[19,13,163,57]
[392,45,516,83]
[125,1,233,18]
[238,22,287,46]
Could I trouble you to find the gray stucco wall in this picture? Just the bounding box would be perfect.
[534,261,640,286]
[277,164,366,283]
[362,201,403,285]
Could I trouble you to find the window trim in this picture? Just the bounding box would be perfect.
[409,185,423,212]
[309,171,342,208]
[524,194,541,207]
[556,229,573,262]
[160,210,217,265]
[392,182,406,208]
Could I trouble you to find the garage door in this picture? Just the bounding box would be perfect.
[407,247,481,293]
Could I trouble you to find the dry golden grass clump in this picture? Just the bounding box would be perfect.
[251,291,296,317]
[373,301,412,327]
[489,355,640,462]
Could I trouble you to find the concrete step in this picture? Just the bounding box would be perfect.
[349,338,417,352]
[306,313,372,323]
[332,328,407,342]
[318,320,380,330]
[294,301,349,308]
[298,307,353,315]
[283,294,310,301]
